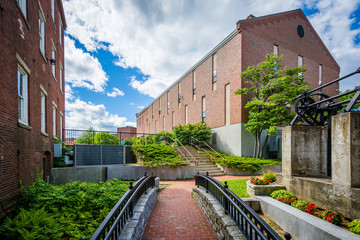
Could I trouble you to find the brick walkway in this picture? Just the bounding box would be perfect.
[141,176,251,240]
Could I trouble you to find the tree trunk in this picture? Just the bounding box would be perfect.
[253,133,258,158]
[256,134,261,158]
[259,134,269,158]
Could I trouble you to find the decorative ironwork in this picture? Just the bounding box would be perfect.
[90,172,156,240]
[195,173,291,240]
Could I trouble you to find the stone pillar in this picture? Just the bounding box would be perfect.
[332,112,360,187]
[282,125,327,177]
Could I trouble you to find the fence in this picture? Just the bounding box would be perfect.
[195,173,291,240]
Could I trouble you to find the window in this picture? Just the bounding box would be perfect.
[52,42,56,79]
[167,91,169,114]
[155,120,157,133]
[319,64,322,86]
[60,112,63,140]
[60,62,63,92]
[298,55,303,76]
[193,70,196,101]
[39,8,45,56]
[185,105,188,125]
[18,66,28,124]
[212,53,217,90]
[202,96,206,123]
[163,116,165,131]
[178,83,181,107]
[41,90,46,133]
[53,103,57,136]
[59,18,63,46]
[159,99,161,116]
[152,105,154,119]
[51,0,55,21]
[273,45,278,56]
[225,84,230,125]
[17,0,27,18]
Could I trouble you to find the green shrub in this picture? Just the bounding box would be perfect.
[94,132,120,145]
[130,132,174,145]
[270,190,297,205]
[53,156,66,167]
[250,177,271,185]
[206,149,281,171]
[132,144,189,168]
[173,122,212,145]
[319,210,344,225]
[262,171,276,183]
[291,200,317,214]
[0,176,129,239]
[349,219,360,235]
[75,127,95,144]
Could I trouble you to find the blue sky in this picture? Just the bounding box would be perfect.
[63,0,360,132]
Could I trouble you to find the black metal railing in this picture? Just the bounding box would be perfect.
[90,172,156,240]
[195,173,291,240]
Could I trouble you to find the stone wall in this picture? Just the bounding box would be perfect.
[119,187,158,240]
[193,188,245,240]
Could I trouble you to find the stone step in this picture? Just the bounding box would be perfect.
[197,171,224,176]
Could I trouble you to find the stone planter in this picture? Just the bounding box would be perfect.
[246,180,286,198]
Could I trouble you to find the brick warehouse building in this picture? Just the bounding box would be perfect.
[136,9,340,156]
[0,0,66,218]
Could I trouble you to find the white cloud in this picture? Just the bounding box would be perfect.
[65,97,135,131]
[107,87,125,97]
[65,36,108,92]
[138,106,144,110]
[130,103,135,106]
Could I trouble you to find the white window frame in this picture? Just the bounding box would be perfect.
[17,0,27,19]
[39,6,45,56]
[18,65,29,125]
[193,70,196,101]
[52,41,56,80]
[59,17,62,46]
[40,85,47,133]
[51,0,55,22]
[319,64,322,86]
[185,105,188,125]
[273,45,278,56]
[60,61,63,92]
[202,96,206,123]
[53,102,57,137]
[163,116,165,132]
[298,55,303,66]
[60,112,63,140]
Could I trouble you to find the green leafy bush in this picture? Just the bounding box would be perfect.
[250,177,271,185]
[173,122,212,145]
[270,190,297,205]
[53,156,66,167]
[0,177,129,239]
[132,144,189,168]
[130,132,174,145]
[319,210,344,225]
[206,149,281,171]
[262,171,276,183]
[349,219,360,235]
[75,127,95,144]
[291,200,317,214]
[94,132,120,145]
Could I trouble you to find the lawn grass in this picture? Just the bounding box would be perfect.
[219,178,251,198]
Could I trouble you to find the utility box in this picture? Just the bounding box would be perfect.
[54,144,62,157]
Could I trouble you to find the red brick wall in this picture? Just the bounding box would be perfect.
[0,0,66,219]
[136,10,340,135]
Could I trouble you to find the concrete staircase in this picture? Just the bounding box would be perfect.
[174,146,224,176]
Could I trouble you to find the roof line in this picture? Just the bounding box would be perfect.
[136,29,238,116]
[236,8,302,25]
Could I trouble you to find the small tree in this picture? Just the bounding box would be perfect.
[173,122,212,145]
[94,132,120,145]
[235,54,308,158]
[75,127,95,144]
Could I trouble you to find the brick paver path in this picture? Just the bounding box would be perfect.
[142,176,251,240]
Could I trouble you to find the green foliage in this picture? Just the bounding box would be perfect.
[75,127,95,144]
[291,200,317,214]
[173,122,212,145]
[132,144,190,168]
[270,190,297,205]
[0,175,129,239]
[349,219,360,235]
[250,176,271,185]
[53,156,66,167]
[94,132,120,145]
[339,90,360,112]
[319,210,344,225]
[219,179,250,198]
[206,149,281,171]
[130,132,174,145]
[235,54,309,158]
[262,171,276,183]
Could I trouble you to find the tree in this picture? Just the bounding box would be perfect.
[235,54,309,158]
[339,90,360,112]
[75,127,95,144]
[94,132,120,145]
[173,122,212,145]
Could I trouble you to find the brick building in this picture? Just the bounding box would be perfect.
[0,0,66,218]
[117,126,137,142]
[136,9,340,157]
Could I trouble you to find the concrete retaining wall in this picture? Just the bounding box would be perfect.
[193,187,246,240]
[50,166,107,184]
[225,164,282,176]
[119,187,158,240]
[256,195,360,240]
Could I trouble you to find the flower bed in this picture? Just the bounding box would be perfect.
[270,190,360,235]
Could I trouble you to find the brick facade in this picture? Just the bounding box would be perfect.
[117,126,137,141]
[136,9,340,153]
[0,0,66,219]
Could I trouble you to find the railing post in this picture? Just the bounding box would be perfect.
[224,181,229,215]
[284,233,292,240]
[144,172,148,194]
[206,172,209,193]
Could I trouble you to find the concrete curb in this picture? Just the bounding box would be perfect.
[256,196,360,240]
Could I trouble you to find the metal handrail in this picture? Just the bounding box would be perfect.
[189,136,226,163]
[195,173,291,240]
[166,136,198,164]
[90,172,156,240]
